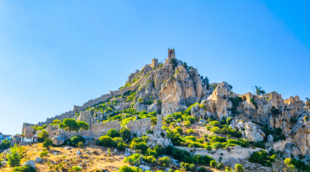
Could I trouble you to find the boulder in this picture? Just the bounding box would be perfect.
[52,135,65,145]
[35,157,42,163]
[267,135,274,143]
[22,160,35,168]
[244,122,265,142]
[77,151,81,155]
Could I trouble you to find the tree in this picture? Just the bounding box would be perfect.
[38,130,49,142]
[68,135,85,147]
[43,138,53,150]
[210,160,217,168]
[235,164,244,172]
[52,119,61,125]
[97,135,116,147]
[201,76,210,90]
[0,139,11,150]
[59,118,79,132]
[107,128,119,138]
[77,121,89,131]
[254,86,266,95]
[117,142,127,151]
[6,144,20,167]
[120,127,131,142]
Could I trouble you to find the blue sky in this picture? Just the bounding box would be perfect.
[0,0,309,135]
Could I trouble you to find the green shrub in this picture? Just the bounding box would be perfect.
[70,166,82,171]
[225,167,233,172]
[107,128,119,138]
[211,142,223,149]
[235,164,244,172]
[77,142,84,148]
[249,150,272,167]
[124,153,141,165]
[143,155,156,164]
[13,165,37,172]
[187,129,194,134]
[216,162,223,169]
[67,135,85,147]
[209,121,220,127]
[184,120,191,126]
[43,138,53,150]
[174,127,183,134]
[119,127,131,142]
[6,145,20,167]
[97,135,116,147]
[158,156,170,166]
[226,117,233,125]
[198,167,206,172]
[211,127,221,134]
[117,142,127,151]
[210,160,217,168]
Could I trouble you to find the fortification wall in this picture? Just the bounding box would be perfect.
[90,121,120,134]
[126,118,151,135]
[175,146,262,163]
[38,85,138,126]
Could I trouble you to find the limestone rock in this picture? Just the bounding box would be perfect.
[52,135,65,145]
[35,157,42,163]
[22,160,35,168]
[77,151,81,155]
[267,135,274,143]
[244,122,265,142]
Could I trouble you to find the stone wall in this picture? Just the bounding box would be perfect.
[46,124,59,139]
[161,101,186,117]
[126,118,151,135]
[38,85,138,126]
[175,146,262,163]
[90,121,120,134]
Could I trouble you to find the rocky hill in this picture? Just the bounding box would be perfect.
[2,49,310,172]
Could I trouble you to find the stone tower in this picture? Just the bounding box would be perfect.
[150,58,158,68]
[168,48,175,58]
[78,111,93,128]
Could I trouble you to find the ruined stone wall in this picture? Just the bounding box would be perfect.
[46,124,59,139]
[126,118,151,135]
[175,146,262,163]
[90,121,120,134]
[78,111,93,127]
[161,101,186,117]
[38,85,138,126]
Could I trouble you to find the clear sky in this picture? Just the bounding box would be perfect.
[0,0,309,135]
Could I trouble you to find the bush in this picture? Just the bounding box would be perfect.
[119,127,131,142]
[68,135,85,147]
[187,129,194,134]
[204,145,212,150]
[249,150,272,167]
[226,117,233,125]
[209,121,220,127]
[225,167,233,172]
[124,153,141,165]
[211,142,223,149]
[174,127,183,134]
[158,156,170,166]
[216,162,223,169]
[77,142,84,148]
[198,167,206,172]
[43,138,53,150]
[40,150,48,158]
[69,166,82,172]
[38,130,49,142]
[119,165,143,172]
[210,160,217,168]
[235,164,244,172]
[117,142,127,151]
[143,155,156,164]
[13,165,37,172]
[184,120,191,126]
[181,162,195,171]
[107,128,119,138]
[6,145,21,167]
[97,135,116,147]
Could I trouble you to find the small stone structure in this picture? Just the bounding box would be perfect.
[22,123,35,136]
[46,124,60,139]
[126,118,151,136]
[147,115,172,148]
[161,101,186,117]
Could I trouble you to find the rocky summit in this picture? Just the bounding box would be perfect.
[2,49,310,172]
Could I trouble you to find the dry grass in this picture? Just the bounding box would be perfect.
[1,143,126,172]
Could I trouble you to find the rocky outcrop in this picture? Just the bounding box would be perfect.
[230,121,265,142]
[147,115,172,148]
[22,160,35,168]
